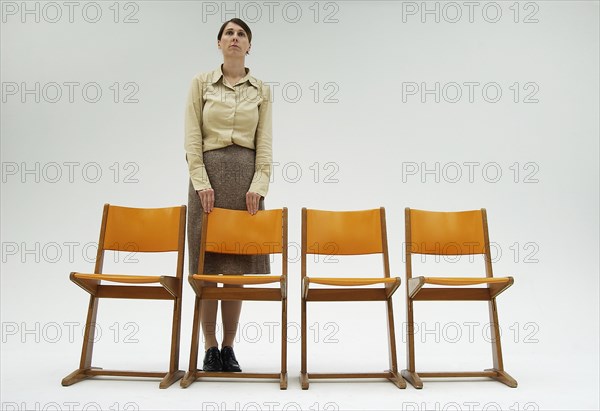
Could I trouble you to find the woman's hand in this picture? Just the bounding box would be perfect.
[197,188,215,213]
[246,191,261,215]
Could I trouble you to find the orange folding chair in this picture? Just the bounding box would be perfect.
[62,204,187,388]
[300,207,405,389]
[402,208,517,388]
[181,207,288,389]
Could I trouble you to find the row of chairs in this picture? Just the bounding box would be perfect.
[61,204,517,390]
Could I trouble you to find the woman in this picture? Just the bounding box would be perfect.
[184,18,272,372]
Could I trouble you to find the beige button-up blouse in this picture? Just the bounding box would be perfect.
[184,65,273,197]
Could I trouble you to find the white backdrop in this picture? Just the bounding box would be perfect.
[1,1,598,410]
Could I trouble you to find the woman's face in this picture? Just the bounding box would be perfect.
[218,22,251,57]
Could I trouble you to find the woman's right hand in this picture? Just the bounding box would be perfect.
[197,188,215,213]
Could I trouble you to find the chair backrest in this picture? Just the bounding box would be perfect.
[96,203,187,274]
[405,207,493,278]
[302,208,390,277]
[198,207,288,277]
[202,208,286,255]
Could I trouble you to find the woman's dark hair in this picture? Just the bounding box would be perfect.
[217,18,252,44]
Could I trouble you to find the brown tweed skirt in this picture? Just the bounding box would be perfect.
[187,144,270,275]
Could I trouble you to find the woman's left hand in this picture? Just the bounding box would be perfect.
[246,191,261,215]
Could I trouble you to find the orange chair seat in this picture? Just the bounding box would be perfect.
[420,276,511,286]
[306,277,399,287]
[192,274,283,285]
[73,273,162,284]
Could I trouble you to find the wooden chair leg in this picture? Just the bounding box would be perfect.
[300,298,309,390]
[181,296,202,388]
[169,297,182,373]
[61,368,91,386]
[280,297,288,390]
[402,299,423,389]
[80,295,100,369]
[160,297,184,389]
[62,295,100,386]
[488,369,518,388]
[386,298,406,389]
[300,372,309,390]
[401,369,423,389]
[486,298,517,388]
[488,299,504,370]
[160,370,185,389]
[280,372,288,390]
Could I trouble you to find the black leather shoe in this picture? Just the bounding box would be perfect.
[221,346,242,372]
[202,346,222,372]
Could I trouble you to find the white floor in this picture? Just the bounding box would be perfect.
[2,331,598,411]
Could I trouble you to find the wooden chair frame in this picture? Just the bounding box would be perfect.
[181,207,288,389]
[402,207,517,388]
[300,207,406,389]
[62,203,187,388]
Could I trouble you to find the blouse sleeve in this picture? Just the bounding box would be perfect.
[184,75,212,191]
[248,83,273,197]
